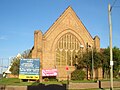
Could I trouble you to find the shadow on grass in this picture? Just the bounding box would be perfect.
[27,83,67,90]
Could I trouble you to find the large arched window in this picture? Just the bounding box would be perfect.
[55,33,83,66]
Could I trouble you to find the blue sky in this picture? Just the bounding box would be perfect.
[0,0,120,58]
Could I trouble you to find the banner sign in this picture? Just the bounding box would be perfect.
[19,59,40,80]
[42,69,57,76]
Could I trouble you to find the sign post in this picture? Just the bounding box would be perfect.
[19,59,40,81]
[66,66,69,85]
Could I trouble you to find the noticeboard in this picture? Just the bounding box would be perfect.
[19,59,40,80]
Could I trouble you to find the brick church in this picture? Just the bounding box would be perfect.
[31,6,102,81]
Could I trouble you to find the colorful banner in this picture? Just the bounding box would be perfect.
[42,69,57,76]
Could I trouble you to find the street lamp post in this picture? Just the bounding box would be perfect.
[88,45,94,80]
[91,46,94,80]
[108,4,113,90]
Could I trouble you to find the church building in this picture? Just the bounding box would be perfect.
[31,6,102,80]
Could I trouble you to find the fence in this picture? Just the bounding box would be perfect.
[0,58,11,74]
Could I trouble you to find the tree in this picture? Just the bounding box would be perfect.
[113,47,120,77]
[10,57,20,75]
[102,47,120,78]
[71,69,86,80]
[21,49,31,58]
[77,49,103,79]
[102,47,111,78]
[10,49,31,75]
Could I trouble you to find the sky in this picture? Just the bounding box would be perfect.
[0,0,120,59]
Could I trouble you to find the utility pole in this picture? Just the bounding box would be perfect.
[108,4,113,90]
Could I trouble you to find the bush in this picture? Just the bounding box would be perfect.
[71,69,86,80]
[49,78,58,81]
[44,78,49,81]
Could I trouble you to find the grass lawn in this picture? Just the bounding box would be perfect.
[0,78,97,86]
[0,78,33,86]
[0,78,66,86]
[101,78,120,81]
[70,80,97,83]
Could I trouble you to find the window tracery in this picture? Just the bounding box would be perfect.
[55,33,83,66]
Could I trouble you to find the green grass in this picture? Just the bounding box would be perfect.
[0,78,96,86]
[0,78,66,86]
[0,78,33,86]
[70,80,97,83]
[0,78,101,86]
[101,78,120,82]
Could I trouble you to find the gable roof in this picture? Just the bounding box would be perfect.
[43,6,93,40]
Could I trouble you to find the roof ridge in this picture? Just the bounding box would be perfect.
[43,6,73,37]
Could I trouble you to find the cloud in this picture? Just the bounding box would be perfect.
[0,36,7,40]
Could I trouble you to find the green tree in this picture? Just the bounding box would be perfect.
[71,69,86,80]
[10,57,20,75]
[77,49,103,79]
[113,47,120,77]
[102,47,120,78]
[10,49,31,75]
[101,47,110,79]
